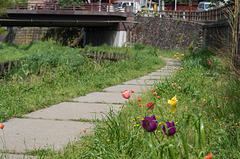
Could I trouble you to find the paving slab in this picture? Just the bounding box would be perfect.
[73,92,135,104]
[123,79,164,85]
[138,75,171,80]
[103,84,151,93]
[1,154,36,159]
[25,102,121,120]
[0,119,93,153]
[146,72,173,76]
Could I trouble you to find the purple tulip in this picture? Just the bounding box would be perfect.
[141,115,158,132]
[161,121,176,136]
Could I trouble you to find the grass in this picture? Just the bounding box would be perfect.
[0,41,165,122]
[30,48,240,158]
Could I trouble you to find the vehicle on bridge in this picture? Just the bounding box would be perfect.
[197,2,216,11]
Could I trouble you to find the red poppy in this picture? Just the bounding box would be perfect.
[180,67,184,70]
[178,86,181,90]
[138,98,141,102]
[151,89,154,92]
[131,90,135,93]
[153,92,157,95]
[169,59,172,61]
[177,52,179,55]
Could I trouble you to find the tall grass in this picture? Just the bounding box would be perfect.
[38,48,240,158]
[0,41,165,122]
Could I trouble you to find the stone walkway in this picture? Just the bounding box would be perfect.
[0,57,181,159]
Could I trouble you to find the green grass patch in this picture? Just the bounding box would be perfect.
[37,48,240,158]
[0,41,165,122]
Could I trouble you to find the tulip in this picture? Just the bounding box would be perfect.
[0,125,4,129]
[181,54,184,56]
[168,95,178,113]
[138,98,141,102]
[178,86,181,90]
[141,115,158,132]
[131,90,135,93]
[153,92,157,95]
[205,153,213,159]
[169,59,172,61]
[151,89,154,92]
[174,55,177,57]
[161,121,176,136]
[177,52,179,55]
[147,102,155,110]
[122,90,130,99]
[180,67,184,70]
[176,57,179,60]
[207,61,211,66]
[172,83,176,86]
[174,67,177,69]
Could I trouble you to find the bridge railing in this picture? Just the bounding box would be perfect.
[6,3,116,12]
[140,5,231,22]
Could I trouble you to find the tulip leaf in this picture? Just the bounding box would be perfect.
[199,116,206,156]
[180,131,189,159]
[168,144,176,159]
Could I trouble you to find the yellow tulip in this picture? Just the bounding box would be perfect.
[168,95,178,113]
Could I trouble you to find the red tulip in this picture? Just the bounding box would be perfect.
[0,125,4,129]
[176,57,179,60]
[205,153,213,159]
[169,59,172,61]
[181,54,184,56]
[180,67,184,70]
[177,52,179,55]
[174,55,177,57]
[207,61,211,66]
[122,90,130,99]
[147,102,155,110]
[172,83,176,86]
[131,89,135,93]
[178,86,181,90]
[153,92,157,95]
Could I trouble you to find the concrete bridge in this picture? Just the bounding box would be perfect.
[0,2,232,47]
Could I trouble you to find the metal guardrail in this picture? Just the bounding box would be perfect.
[6,3,116,12]
[140,5,231,22]
[5,3,231,22]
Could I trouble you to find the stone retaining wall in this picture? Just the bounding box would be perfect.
[133,17,204,51]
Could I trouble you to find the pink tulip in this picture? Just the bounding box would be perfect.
[122,90,130,99]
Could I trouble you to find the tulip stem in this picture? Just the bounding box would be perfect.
[153,131,161,144]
